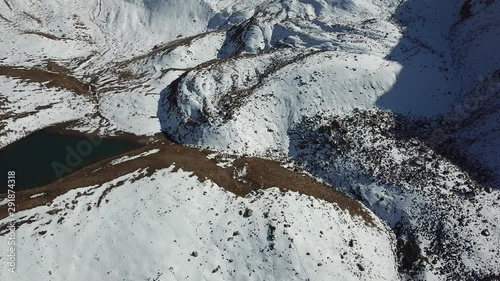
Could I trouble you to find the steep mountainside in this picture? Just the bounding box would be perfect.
[0,140,399,281]
[0,0,499,280]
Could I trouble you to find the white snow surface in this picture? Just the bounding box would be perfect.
[159,0,493,155]
[1,0,500,279]
[0,76,93,147]
[0,167,398,281]
[0,0,472,148]
[0,0,261,143]
[1,0,498,153]
[110,148,160,165]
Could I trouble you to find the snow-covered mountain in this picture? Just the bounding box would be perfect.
[0,148,399,281]
[1,0,499,280]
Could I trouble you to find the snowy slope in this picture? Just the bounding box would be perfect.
[1,0,500,280]
[288,110,500,279]
[0,0,258,65]
[0,167,398,281]
[156,0,500,279]
[158,0,464,155]
[0,76,94,146]
[0,0,264,144]
[444,0,500,186]
[437,70,500,190]
[450,0,500,92]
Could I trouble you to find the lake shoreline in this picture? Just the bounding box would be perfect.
[0,122,151,193]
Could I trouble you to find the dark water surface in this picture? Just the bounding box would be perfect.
[0,129,142,193]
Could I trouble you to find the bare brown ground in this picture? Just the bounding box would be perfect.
[0,133,374,227]
[118,29,225,67]
[0,65,92,95]
[22,31,61,40]
[46,60,70,74]
[232,158,374,224]
[22,30,65,40]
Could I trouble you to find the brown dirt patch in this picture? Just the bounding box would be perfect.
[22,31,61,40]
[46,61,70,74]
[232,158,374,225]
[0,133,374,227]
[0,65,93,95]
[118,29,225,67]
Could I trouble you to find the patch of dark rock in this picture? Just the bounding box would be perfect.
[267,225,276,241]
[243,208,253,218]
[212,265,221,273]
[460,0,473,21]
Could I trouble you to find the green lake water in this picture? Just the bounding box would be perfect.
[0,129,141,193]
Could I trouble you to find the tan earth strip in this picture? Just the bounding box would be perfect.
[22,31,62,40]
[0,65,93,95]
[0,135,374,227]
